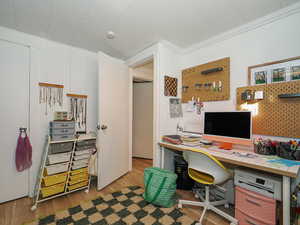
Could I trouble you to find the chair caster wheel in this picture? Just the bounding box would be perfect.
[195,223,202,225]
[177,204,182,209]
[31,205,37,211]
[85,189,89,193]
[194,194,199,199]
[224,203,229,209]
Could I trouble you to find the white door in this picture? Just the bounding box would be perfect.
[97,52,130,190]
[0,40,30,202]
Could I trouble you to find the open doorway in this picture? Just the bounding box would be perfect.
[132,60,154,161]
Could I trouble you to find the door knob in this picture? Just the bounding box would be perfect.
[101,125,108,130]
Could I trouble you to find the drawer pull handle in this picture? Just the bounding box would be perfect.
[245,219,258,225]
[246,198,261,206]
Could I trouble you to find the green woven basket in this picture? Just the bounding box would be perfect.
[143,167,178,208]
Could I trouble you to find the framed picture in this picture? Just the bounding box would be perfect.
[272,67,286,83]
[291,66,300,80]
[248,56,300,85]
[254,71,267,84]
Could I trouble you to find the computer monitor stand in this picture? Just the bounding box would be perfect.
[202,135,253,150]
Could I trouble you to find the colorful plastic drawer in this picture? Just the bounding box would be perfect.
[47,152,71,165]
[49,142,73,154]
[50,121,75,129]
[41,182,65,198]
[74,149,91,156]
[235,186,276,225]
[51,134,74,142]
[69,176,89,185]
[235,208,274,225]
[68,181,88,191]
[76,139,96,147]
[72,164,88,170]
[43,172,68,187]
[73,153,90,161]
[44,162,69,176]
[70,167,88,176]
[70,172,89,181]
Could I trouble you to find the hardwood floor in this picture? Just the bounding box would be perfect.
[0,158,230,225]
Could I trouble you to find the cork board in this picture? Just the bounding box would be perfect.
[236,81,300,138]
[182,57,230,103]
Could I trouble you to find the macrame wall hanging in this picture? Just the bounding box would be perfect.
[67,93,87,133]
[39,82,64,115]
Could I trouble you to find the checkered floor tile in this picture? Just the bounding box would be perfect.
[25,186,197,225]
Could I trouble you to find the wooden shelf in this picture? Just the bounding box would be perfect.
[39,82,64,88]
[278,93,300,98]
[66,93,88,99]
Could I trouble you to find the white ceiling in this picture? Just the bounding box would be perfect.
[0,0,299,59]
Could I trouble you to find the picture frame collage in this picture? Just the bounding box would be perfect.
[248,56,300,85]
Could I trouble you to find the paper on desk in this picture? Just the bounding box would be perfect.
[267,158,300,167]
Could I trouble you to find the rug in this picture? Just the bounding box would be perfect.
[25,186,197,225]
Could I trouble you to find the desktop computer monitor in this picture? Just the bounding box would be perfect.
[203,111,252,149]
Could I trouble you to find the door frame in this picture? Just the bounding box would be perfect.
[127,51,160,170]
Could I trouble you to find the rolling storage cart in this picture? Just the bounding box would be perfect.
[31,123,97,211]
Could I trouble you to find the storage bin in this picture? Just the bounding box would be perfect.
[254,142,277,155]
[76,139,96,147]
[43,172,68,187]
[76,145,95,151]
[44,162,69,175]
[68,181,88,191]
[73,158,89,165]
[70,167,88,176]
[235,208,274,225]
[69,174,89,185]
[70,172,88,181]
[41,182,65,198]
[49,142,74,154]
[276,142,300,160]
[50,121,75,129]
[235,186,276,224]
[47,152,71,165]
[72,164,88,170]
[50,128,75,136]
[54,111,68,121]
[74,149,91,155]
[73,153,90,161]
[51,134,74,142]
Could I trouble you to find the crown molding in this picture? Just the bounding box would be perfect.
[182,2,300,55]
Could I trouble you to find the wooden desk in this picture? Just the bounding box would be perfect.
[159,142,300,225]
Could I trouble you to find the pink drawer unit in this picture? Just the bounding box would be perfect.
[235,186,276,225]
[236,209,274,225]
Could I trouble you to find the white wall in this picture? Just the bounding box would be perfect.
[133,82,153,159]
[0,26,98,195]
[180,11,300,138]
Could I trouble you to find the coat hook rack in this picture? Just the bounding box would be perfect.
[19,127,27,133]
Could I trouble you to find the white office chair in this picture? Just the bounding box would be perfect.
[178,150,238,225]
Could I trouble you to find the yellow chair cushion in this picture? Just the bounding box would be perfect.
[188,168,214,185]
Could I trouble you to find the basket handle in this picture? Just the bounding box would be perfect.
[145,172,167,203]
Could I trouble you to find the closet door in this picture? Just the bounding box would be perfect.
[0,40,30,202]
